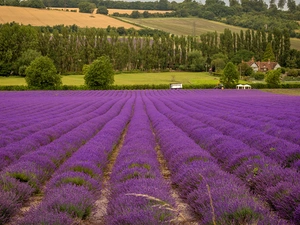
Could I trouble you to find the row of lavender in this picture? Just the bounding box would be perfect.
[142,92,287,224]
[106,96,177,224]
[0,91,133,224]
[145,90,300,224]
[18,96,135,224]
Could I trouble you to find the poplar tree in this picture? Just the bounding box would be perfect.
[262,42,276,61]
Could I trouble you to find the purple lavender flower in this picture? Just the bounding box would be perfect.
[42,184,94,219]
[0,190,21,224]
[17,208,74,225]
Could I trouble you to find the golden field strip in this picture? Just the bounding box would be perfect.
[107,9,172,15]
[0,6,139,29]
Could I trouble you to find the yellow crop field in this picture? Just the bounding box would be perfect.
[108,9,173,15]
[0,6,140,29]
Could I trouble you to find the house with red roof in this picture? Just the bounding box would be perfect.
[246,58,281,73]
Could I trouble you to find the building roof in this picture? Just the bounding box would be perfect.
[246,58,280,72]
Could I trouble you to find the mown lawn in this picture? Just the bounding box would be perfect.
[114,72,220,85]
[0,76,26,86]
[261,88,300,95]
[0,72,222,86]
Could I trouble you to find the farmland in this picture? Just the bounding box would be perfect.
[0,6,139,29]
[108,9,172,15]
[121,17,300,51]
[0,90,300,224]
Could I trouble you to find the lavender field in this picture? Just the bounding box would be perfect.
[0,90,300,225]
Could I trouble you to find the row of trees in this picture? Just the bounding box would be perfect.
[1,23,300,77]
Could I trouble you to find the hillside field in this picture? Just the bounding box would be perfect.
[121,17,300,50]
[0,6,139,29]
[108,9,172,15]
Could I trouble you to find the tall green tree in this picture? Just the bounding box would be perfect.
[287,0,296,12]
[84,56,114,88]
[278,0,286,8]
[262,42,276,61]
[25,56,61,89]
[220,62,239,87]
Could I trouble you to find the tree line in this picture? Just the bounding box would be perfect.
[0,23,300,77]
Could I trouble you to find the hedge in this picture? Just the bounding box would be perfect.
[1,83,300,91]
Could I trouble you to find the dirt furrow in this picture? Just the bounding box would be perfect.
[83,123,130,225]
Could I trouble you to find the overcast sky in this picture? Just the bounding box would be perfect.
[123,0,300,6]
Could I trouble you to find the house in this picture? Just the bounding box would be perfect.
[246,58,281,73]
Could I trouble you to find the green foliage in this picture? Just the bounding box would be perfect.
[265,69,281,86]
[97,6,108,15]
[25,56,61,89]
[262,43,276,61]
[0,61,11,76]
[84,56,114,88]
[220,62,239,87]
[219,207,261,225]
[231,50,254,64]
[129,163,151,171]
[251,72,265,80]
[7,172,39,192]
[15,49,41,76]
[82,64,90,75]
[58,202,92,219]
[71,166,96,178]
[20,0,44,8]
[186,51,206,72]
[238,62,253,76]
[78,2,96,13]
[287,69,299,77]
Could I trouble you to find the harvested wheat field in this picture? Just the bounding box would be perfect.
[0,6,139,29]
[108,9,173,15]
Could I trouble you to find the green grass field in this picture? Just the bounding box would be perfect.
[121,17,300,51]
[0,72,222,86]
[120,17,248,36]
[1,73,300,96]
[261,89,300,95]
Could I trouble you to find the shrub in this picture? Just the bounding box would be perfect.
[252,72,265,80]
[287,69,299,77]
[265,69,281,86]
[25,56,61,89]
[84,56,114,89]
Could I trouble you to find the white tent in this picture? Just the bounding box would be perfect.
[236,84,251,89]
